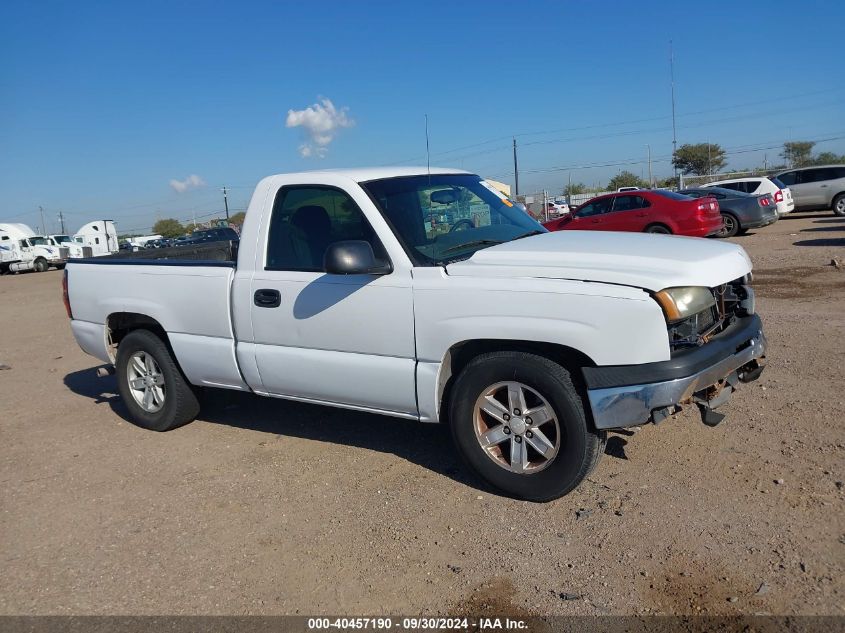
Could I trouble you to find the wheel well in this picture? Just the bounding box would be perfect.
[106,312,169,362]
[436,339,595,423]
[644,222,672,233]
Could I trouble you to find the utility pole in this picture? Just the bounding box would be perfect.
[543,189,549,223]
[58,211,66,234]
[222,186,230,222]
[512,138,520,196]
[39,206,45,235]
[647,145,653,187]
[567,172,572,205]
[670,41,678,184]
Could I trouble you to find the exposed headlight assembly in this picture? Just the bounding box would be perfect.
[654,287,716,323]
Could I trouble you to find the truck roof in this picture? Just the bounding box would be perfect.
[270,166,471,182]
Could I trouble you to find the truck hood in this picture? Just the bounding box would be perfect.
[445,231,752,291]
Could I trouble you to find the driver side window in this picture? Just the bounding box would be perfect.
[266,186,387,272]
[578,198,612,217]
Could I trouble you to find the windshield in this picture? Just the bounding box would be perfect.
[53,235,72,243]
[28,237,49,245]
[362,174,544,265]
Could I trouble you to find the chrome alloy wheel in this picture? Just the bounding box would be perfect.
[126,351,166,413]
[473,381,561,474]
[719,214,736,237]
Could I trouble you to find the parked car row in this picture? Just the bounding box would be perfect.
[541,165,844,239]
[121,227,241,251]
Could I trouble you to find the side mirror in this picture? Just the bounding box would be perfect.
[323,240,392,275]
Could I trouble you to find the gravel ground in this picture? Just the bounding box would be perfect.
[0,212,843,617]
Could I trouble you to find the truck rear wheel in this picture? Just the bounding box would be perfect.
[449,351,605,502]
[116,329,200,431]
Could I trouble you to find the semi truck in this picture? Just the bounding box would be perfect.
[0,223,68,273]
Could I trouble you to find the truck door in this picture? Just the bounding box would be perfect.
[243,185,418,416]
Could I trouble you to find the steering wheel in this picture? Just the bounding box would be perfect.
[450,219,474,233]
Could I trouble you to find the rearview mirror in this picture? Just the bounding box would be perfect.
[323,240,392,275]
[430,189,458,205]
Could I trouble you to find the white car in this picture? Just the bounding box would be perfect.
[65,167,767,501]
[702,177,794,216]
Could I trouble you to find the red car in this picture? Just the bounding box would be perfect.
[543,190,723,237]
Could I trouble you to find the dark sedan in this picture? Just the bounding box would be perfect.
[179,227,240,246]
[679,187,778,237]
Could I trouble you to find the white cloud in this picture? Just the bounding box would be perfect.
[285,97,354,158]
[169,174,206,193]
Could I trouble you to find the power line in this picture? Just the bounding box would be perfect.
[384,86,845,166]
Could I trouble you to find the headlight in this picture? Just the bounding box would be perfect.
[654,286,716,323]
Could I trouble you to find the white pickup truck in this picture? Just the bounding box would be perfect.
[65,168,766,501]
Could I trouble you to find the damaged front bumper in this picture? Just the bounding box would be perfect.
[584,315,766,430]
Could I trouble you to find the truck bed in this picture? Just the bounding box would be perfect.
[66,247,247,391]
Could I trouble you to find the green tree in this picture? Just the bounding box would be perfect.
[563,182,587,196]
[228,211,246,226]
[672,143,727,175]
[781,141,815,167]
[656,176,679,189]
[607,171,647,191]
[809,151,845,166]
[153,218,184,238]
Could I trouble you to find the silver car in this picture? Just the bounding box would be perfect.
[775,165,845,216]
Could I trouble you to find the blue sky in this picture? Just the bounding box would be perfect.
[1,0,843,234]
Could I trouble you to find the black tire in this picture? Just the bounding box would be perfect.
[115,329,200,431]
[54,263,66,270]
[717,213,739,238]
[33,258,48,273]
[833,193,845,217]
[644,224,671,234]
[449,351,606,502]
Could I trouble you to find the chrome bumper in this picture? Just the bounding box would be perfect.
[587,328,767,430]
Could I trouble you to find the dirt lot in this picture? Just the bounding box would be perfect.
[1,213,843,617]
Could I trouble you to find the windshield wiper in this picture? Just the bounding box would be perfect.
[511,230,544,241]
[437,239,503,256]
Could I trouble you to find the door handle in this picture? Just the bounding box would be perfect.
[591,218,601,223]
[254,289,281,308]
[636,212,647,217]
[820,184,828,188]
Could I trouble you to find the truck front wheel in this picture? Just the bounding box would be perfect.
[116,329,200,431]
[33,258,48,272]
[449,351,605,502]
